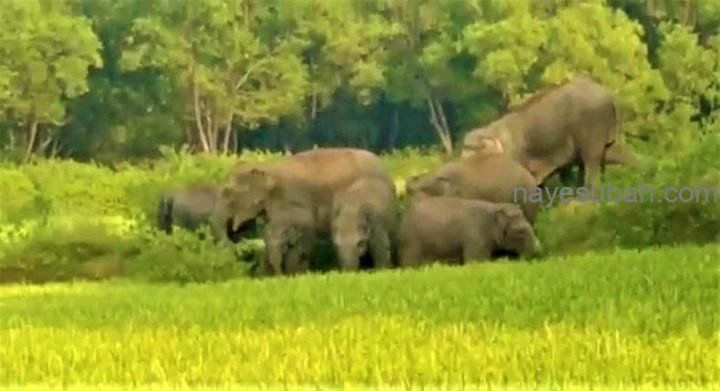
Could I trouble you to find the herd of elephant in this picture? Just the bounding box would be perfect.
[156,76,649,276]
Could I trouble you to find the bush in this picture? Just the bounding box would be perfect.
[536,134,720,254]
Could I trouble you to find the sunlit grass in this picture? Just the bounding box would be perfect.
[1,316,717,385]
[0,244,718,385]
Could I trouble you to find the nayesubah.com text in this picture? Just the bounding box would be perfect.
[513,183,719,208]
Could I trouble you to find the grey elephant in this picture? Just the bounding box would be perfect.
[209,148,396,269]
[461,75,650,190]
[397,195,542,268]
[330,175,399,271]
[405,152,542,224]
[262,203,315,277]
[156,183,255,242]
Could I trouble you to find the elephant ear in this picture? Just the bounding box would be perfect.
[435,176,455,195]
[405,174,422,193]
[494,204,518,232]
[475,137,504,155]
[249,168,277,190]
[495,204,527,239]
[359,203,374,234]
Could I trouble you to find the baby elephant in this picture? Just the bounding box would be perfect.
[397,196,542,267]
[330,176,398,271]
[262,205,315,277]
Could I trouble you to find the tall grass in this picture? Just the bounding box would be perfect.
[1,244,718,386]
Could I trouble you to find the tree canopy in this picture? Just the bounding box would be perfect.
[0,0,717,162]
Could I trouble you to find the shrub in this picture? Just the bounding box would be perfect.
[535,134,720,254]
[127,227,255,284]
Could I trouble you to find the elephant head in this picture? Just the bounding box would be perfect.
[216,165,279,236]
[494,203,542,258]
[406,172,458,198]
[461,130,505,158]
[331,202,373,270]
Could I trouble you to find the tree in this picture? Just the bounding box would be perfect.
[0,0,102,160]
[120,0,309,154]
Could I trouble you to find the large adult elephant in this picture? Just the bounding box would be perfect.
[406,152,542,224]
[209,148,397,270]
[156,183,254,242]
[461,75,648,190]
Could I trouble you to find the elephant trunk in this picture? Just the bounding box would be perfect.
[522,235,543,259]
[335,241,362,271]
[264,241,284,276]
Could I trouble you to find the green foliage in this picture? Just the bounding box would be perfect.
[127,226,254,284]
[536,134,720,255]
[0,0,102,158]
[0,244,717,384]
[0,0,717,159]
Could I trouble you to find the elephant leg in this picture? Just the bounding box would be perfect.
[262,252,283,277]
[296,252,311,274]
[368,227,392,269]
[284,250,303,276]
[398,243,421,268]
[580,142,605,193]
[262,257,278,277]
[462,241,492,264]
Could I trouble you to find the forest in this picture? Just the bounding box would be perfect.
[0,0,718,162]
[0,0,719,387]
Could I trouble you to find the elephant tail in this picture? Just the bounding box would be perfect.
[156,194,174,234]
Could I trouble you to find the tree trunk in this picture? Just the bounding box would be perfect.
[426,96,453,155]
[204,108,217,153]
[222,119,233,155]
[191,71,210,153]
[682,0,694,26]
[231,128,239,153]
[39,127,54,156]
[24,120,39,162]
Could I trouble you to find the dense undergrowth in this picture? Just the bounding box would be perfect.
[0,136,718,284]
[0,244,717,384]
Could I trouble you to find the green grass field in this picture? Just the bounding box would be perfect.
[1,244,718,387]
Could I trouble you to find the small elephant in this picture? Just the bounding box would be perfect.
[405,153,542,224]
[330,176,399,271]
[397,196,542,267]
[262,204,315,277]
[156,183,255,243]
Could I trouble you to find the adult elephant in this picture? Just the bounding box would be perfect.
[209,148,397,270]
[156,183,255,243]
[406,152,543,224]
[461,75,647,190]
